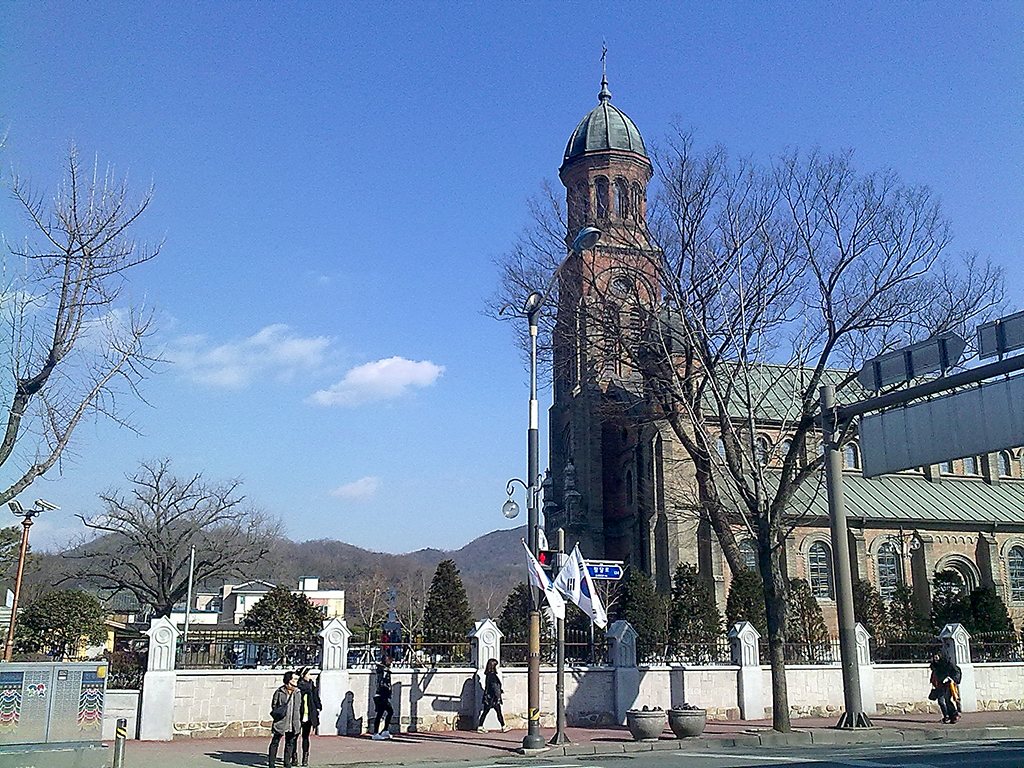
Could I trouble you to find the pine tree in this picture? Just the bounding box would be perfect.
[786,579,830,662]
[967,586,1014,634]
[930,571,971,631]
[615,568,668,662]
[852,579,889,640]
[422,559,474,641]
[887,584,929,637]
[497,582,529,639]
[725,568,767,638]
[668,563,722,661]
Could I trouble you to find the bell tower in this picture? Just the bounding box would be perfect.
[547,74,662,569]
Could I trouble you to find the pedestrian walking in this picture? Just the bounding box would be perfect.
[296,667,322,766]
[371,655,394,739]
[269,670,303,768]
[929,651,962,724]
[476,658,509,733]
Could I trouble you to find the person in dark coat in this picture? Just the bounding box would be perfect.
[269,671,303,768]
[296,667,322,766]
[929,652,962,724]
[477,658,508,732]
[371,655,394,739]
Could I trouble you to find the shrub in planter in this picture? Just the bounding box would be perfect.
[625,706,665,741]
[668,703,706,738]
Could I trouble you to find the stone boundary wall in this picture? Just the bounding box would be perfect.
[172,670,282,739]
[975,662,1024,711]
[102,690,141,740]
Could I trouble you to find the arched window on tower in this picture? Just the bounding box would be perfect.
[576,182,590,224]
[755,436,770,466]
[625,469,634,507]
[615,178,630,218]
[808,541,834,599]
[876,541,900,600]
[595,177,610,218]
[632,182,643,220]
[1008,545,1024,602]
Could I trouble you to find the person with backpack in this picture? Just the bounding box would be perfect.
[371,655,394,739]
[929,651,962,723]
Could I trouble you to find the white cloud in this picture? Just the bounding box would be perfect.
[331,476,379,501]
[168,324,330,389]
[308,356,444,407]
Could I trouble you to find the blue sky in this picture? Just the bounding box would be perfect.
[0,1,1021,554]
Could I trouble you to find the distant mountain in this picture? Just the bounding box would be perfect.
[25,526,528,621]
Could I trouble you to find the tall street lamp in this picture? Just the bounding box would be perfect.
[4,499,59,662]
[504,226,601,752]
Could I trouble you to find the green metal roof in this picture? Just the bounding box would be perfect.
[562,77,647,165]
[787,471,1024,529]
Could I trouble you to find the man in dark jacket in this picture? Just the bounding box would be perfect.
[371,655,394,739]
[296,668,322,766]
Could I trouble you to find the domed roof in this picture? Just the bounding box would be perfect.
[562,76,647,165]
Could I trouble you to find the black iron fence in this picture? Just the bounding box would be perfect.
[347,629,473,669]
[972,631,1024,662]
[871,632,939,664]
[500,628,609,667]
[783,638,841,665]
[640,637,733,666]
[176,630,320,670]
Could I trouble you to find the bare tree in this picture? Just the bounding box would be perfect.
[494,131,1004,730]
[66,459,281,617]
[348,571,389,644]
[0,146,159,503]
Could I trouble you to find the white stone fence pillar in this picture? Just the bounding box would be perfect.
[139,616,179,740]
[469,618,503,729]
[940,623,975,712]
[728,621,763,720]
[606,620,639,724]
[319,617,354,734]
[854,622,875,715]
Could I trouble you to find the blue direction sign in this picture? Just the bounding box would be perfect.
[585,560,624,580]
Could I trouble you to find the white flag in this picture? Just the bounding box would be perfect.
[522,540,565,620]
[552,544,608,629]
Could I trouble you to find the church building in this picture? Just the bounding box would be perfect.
[543,77,1024,631]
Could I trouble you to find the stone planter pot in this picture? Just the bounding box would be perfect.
[667,708,706,738]
[625,709,665,741]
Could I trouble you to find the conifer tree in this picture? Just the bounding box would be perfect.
[967,586,1013,633]
[725,569,767,638]
[930,571,971,631]
[422,559,474,641]
[244,585,323,667]
[853,579,889,640]
[786,579,830,662]
[668,563,722,660]
[888,584,929,637]
[497,582,529,639]
[615,568,668,662]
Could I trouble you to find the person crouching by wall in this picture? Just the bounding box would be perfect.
[269,670,303,768]
[296,667,322,766]
[371,655,394,739]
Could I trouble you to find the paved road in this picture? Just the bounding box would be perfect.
[438,740,1024,768]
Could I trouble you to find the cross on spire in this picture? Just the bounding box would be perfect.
[598,42,611,103]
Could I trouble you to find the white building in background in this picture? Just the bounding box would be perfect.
[176,577,345,627]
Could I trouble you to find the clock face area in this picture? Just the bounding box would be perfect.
[610,276,633,298]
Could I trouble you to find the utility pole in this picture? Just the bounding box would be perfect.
[549,528,569,745]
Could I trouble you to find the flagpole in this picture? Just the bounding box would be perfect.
[549,528,568,746]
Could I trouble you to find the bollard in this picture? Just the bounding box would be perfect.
[113,717,127,768]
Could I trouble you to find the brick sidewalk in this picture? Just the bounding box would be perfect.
[101,710,1024,768]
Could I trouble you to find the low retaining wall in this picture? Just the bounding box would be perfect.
[102,690,141,740]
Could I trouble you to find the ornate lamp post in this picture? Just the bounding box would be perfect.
[4,499,59,662]
[502,226,602,751]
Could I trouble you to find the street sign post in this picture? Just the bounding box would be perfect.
[585,560,623,580]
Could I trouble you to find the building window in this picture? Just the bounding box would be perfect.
[1009,546,1024,602]
[964,456,978,475]
[843,443,860,470]
[808,541,834,599]
[595,177,609,218]
[739,539,758,571]
[632,182,643,218]
[999,451,1012,478]
[755,436,770,466]
[939,461,953,475]
[876,541,900,600]
[716,437,726,460]
[625,470,634,506]
[780,439,793,460]
[615,178,630,218]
